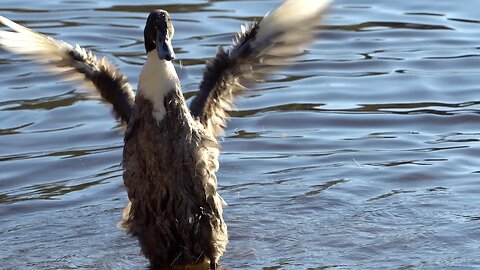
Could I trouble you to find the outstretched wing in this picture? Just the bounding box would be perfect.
[0,16,135,124]
[189,0,331,137]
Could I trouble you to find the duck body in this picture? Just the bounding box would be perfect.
[123,50,227,268]
[124,93,226,268]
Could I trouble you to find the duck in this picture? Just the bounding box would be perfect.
[0,0,331,269]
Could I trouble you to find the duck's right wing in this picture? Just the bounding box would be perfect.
[189,0,331,138]
[0,16,135,124]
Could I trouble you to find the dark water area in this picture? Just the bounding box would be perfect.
[1,0,479,269]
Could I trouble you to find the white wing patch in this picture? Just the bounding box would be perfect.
[254,0,332,54]
[0,16,73,63]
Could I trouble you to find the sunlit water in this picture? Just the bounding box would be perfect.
[1,0,479,269]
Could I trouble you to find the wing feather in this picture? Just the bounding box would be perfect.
[0,16,135,123]
[190,0,332,137]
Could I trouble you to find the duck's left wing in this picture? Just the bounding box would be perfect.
[0,16,135,124]
[189,0,331,137]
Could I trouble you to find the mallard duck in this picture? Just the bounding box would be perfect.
[0,0,331,269]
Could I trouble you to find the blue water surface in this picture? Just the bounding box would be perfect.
[0,0,479,269]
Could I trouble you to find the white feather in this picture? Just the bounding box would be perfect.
[254,0,331,48]
[138,50,180,122]
[0,16,123,96]
[0,15,71,61]
[0,18,93,89]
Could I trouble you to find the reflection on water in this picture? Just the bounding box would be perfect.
[1,0,480,269]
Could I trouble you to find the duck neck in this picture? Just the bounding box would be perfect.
[138,49,180,122]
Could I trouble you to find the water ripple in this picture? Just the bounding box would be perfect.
[1,0,480,269]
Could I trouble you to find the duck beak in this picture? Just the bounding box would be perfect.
[156,29,175,61]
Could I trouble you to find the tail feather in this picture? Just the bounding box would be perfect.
[189,0,332,137]
[0,16,135,123]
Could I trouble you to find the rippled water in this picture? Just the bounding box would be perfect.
[1,0,480,269]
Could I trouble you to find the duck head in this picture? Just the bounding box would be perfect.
[144,10,175,61]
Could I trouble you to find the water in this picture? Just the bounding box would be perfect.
[1,0,479,269]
